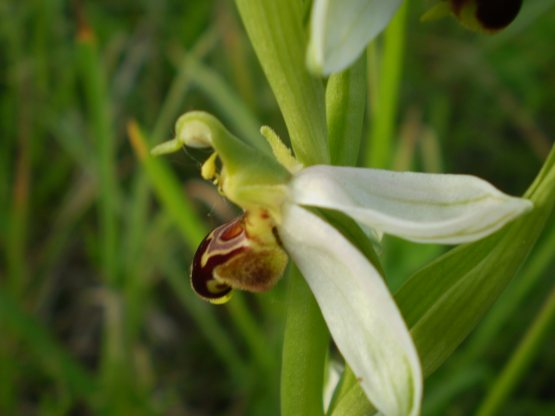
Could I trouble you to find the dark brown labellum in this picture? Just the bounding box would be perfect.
[452,0,522,31]
[190,213,288,304]
[476,0,522,30]
[190,217,245,303]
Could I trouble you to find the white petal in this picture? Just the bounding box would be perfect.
[289,166,533,244]
[307,0,403,75]
[279,204,422,416]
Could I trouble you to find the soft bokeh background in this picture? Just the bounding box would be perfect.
[1,0,554,415]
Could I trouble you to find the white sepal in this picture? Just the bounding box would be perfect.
[307,0,403,75]
[279,204,422,416]
[290,165,533,244]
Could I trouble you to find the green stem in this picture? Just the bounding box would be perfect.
[366,42,379,130]
[77,26,124,410]
[76,31,119,286]
[326,54,367,166]
[281,266,329,416]
[366,1,408,168]
[234,0,328,165]
[476,285,555,416]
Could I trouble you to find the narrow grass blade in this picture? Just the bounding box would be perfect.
[0,290,97,404]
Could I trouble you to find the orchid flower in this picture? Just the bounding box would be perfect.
[307,0,523,75]
[152,111,532,416]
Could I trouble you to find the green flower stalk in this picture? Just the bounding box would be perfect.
[152,111,532,416]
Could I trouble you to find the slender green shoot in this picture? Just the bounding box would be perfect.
[476,286,555,416]
[365,1,409,169]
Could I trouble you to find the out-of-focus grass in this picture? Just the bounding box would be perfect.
[0,0,553,415]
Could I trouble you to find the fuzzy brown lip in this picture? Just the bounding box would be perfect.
[190,218,246,301]
[190,212,288,302]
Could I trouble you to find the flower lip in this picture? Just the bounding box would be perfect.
[190,219,244,304]
[190,212,289,304]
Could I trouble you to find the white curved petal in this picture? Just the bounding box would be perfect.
[279,204,421,416]
[307,0,403,75]
[290,165,533,244]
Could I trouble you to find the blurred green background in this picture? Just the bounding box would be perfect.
[1,0,554,415]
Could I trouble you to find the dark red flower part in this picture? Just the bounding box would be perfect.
[451,0,522,31]
[190,212,288,304]
[190,217,246,303]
